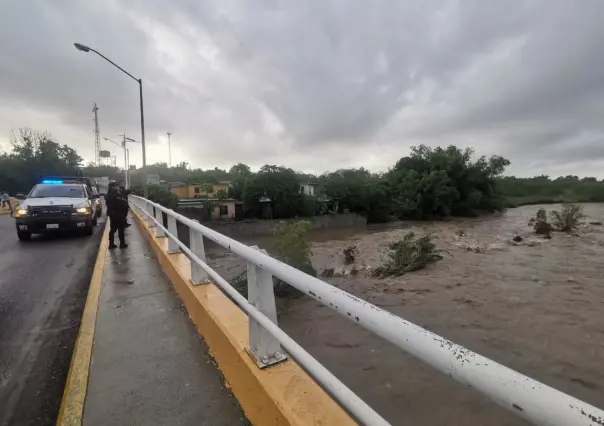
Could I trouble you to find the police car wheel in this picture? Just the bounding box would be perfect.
[17,231,31,241]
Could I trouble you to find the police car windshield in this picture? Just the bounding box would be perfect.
[29,185,86,198]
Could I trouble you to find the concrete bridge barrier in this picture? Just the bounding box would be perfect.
[130,201,358,425]
[130,195,604,426]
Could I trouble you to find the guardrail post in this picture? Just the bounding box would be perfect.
[154,207,165,237]
[145,201,155,227]
[247,245,287,368]
[167,214,180,254]
[189,221,210,285]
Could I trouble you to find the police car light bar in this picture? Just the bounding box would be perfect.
[42,180,63,184]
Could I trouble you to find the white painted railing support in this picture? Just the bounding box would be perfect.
[145,201,155,227]
[247,245,287,368]
[154,207,165,237]
[189,221,210,285]
[167,214,180,254]
[128,195,604,426]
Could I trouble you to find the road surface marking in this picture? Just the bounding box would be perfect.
[56,222,109,426]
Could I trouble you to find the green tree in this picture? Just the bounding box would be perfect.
[0,128,83,194]
[244,165,301,219]
[228,163,253,200]
[387,145,509,219]
[272,220,316,276]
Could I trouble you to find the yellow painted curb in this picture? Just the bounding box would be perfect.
[56,222,110,426]
[131,209,355,426]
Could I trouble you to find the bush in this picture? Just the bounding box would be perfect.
[272,220,316,277]
[371,232,443,278]
[229,220,315,299]
[533,208,553,237]
[343,245,359,264]
[550,203,585,233]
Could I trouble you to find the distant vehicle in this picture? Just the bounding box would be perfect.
[90,186,103,217]
[13,179,101,241]
[96,176,109,195]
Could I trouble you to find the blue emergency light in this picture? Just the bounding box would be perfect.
[42,180,63,184]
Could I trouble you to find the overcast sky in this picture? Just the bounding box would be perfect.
[2,1,604,177]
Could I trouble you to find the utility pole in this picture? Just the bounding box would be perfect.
[122,134,128,188]
[93,103,101,165]
[167,132,172,167]
[103,135,137,189]
[119,134,137,189]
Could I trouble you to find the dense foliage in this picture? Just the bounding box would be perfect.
[497,175,604,206]
[318,145,510,221]
[0,129,82,194]
[387,145,510,218]
[3,128,604,224]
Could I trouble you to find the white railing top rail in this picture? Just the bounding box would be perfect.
[130,195,604,426]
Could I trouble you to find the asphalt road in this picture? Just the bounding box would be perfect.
[0,213,106,426]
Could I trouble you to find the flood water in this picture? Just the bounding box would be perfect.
[204,204,604,425]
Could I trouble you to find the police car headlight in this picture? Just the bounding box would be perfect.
[15,208,28,217]
[76,207,91,214]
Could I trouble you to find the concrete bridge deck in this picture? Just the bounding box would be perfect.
[61,217,248,426]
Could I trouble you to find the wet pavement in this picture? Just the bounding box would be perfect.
[84,215,248,426]
[0,214,106,426]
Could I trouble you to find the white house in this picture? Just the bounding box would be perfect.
[299,182,318,196]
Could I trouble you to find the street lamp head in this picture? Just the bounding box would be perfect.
[74,42,91,52]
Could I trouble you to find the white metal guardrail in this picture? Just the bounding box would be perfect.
[130,195,604,426]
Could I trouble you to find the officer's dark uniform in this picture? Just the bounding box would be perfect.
[119,186,132,227]
[105,182,128,248]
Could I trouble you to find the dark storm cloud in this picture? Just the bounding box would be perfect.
[2,1,604,176]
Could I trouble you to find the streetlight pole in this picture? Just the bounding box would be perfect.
[122,135,136,189]
[104,135,137,189]
[167,132,172,167]
[74,42,148,198]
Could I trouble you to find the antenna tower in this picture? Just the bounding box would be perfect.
[93,103,101,165]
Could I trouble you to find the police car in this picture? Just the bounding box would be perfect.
[13,178,101,241]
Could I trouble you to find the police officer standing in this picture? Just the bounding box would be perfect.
[119,184,132,228]
[105,181,128,249]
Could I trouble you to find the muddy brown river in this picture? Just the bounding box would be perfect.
[204,204,604,425]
